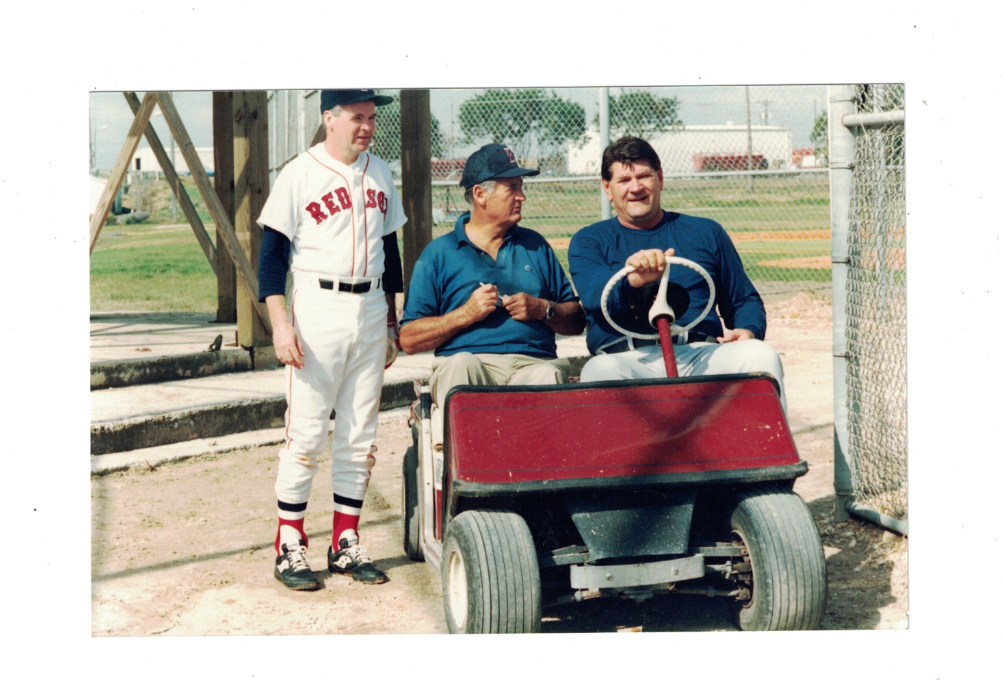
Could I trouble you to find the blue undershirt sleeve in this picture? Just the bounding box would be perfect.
[258,226,291,302]
[382,233,403,294]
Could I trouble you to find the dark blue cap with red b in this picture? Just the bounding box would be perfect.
[460,143,540,189]
[320,89,394,113]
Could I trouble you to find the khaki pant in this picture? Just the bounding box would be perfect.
[427,352,571,449]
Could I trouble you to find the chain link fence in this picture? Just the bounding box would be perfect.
[844,84,907,521]
[264,87,831,298]
[377,86,830,299]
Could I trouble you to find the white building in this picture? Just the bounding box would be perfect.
[90,175,108,217]
[568,124,794,176]
[131,146,215,175]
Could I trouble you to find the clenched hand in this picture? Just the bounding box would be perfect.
[626,248,676,288]
[502,292,545,322]
[462,283,499,324]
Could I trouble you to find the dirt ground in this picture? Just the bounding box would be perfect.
[90,292,907,635]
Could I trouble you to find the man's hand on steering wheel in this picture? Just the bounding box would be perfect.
[626,248,675,288]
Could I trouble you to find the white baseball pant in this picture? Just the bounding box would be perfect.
[580,339,787,414]
[275,275,387,504]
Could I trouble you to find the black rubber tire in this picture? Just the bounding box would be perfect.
[441,510,541,634]
[729,485,828,631]
[401,444,423,562]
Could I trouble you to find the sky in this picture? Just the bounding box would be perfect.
[89,85,826,171]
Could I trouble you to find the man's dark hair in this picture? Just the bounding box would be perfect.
[601,136,662,181]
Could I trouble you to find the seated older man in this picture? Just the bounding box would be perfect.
[399,143,585,424]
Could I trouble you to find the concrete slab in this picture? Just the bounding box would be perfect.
[91,406,417,475]
[89,314,589,456]
[91,311,239,362]
[91,309,587,367]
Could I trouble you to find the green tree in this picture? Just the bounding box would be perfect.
[457,89,586,161]
[809,110,828,165]
[595,90,684,139]
[369,93,445,161]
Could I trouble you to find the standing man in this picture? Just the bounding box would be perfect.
[568,136,787,412]
[399,143,584,414]
[257,90,406,590]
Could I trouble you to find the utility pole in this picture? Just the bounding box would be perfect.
[600,87,611,219]
[695,102,712,125]
[745,87,754,192]
[759,99,772,127]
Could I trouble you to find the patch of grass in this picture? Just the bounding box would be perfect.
[91,173,835,314]
[90,223,219,312]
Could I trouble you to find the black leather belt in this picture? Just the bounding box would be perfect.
[601,332,718,354]
[319,279,379,294]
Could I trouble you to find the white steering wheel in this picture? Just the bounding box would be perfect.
[600,256,716,340]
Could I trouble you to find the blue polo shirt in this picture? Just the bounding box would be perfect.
[402,212,578,358]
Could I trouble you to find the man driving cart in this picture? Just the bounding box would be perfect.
[568,136,787,414]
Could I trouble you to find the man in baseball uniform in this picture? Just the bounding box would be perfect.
[257,89,406,590]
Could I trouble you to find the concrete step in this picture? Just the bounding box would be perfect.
[91,348,253,390]
[91,336,590,456]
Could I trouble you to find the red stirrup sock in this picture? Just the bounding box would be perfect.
[276,500,308,555]
[332,493,364,547]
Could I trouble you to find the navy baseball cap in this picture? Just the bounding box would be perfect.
[460,143,540,189]
[320,89,394,112]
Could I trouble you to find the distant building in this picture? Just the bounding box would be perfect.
[131,146,215,176]
[90,175,107,217]
[90,175,124,217]
[568,124,795,176]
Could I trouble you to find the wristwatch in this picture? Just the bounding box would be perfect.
[544,300,555,321]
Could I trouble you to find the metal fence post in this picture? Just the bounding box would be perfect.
[828,84,857,522]
[745,86,754,191]
[599,87,611,220]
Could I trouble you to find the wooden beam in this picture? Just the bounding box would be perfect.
[89,92,158,255]
[233,91,271,350]
[213,92,237,323]
[155,91,272,334]
[399,89,433,298]
[123,91,216,275]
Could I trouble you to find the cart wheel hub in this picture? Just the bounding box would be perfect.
[446,549,468,631]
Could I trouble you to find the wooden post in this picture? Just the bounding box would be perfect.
[89,92,158,254]
[123,91,217,274]
[399,89,433,298]
[155,91,272,334]
[233,91,274,364]
[213,92,237,323]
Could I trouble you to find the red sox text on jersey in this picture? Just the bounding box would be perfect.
[306,188,388,224]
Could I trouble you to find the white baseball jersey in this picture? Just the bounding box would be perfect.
[257,143,407,280]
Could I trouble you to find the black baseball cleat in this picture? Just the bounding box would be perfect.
[274,540,321,591]
[327,534,388,584]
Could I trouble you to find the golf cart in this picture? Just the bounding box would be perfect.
[401,256,827,633]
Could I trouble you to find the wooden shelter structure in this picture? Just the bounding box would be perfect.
[89,90,434,367]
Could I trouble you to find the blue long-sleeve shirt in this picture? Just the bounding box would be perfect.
[568,211,766,354]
